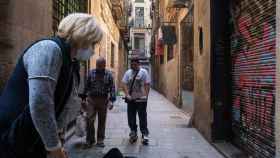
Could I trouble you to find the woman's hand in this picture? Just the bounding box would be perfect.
[126,95,132,101]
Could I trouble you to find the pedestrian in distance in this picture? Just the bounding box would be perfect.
[82,57,116,148]
[0,13,103,158]
[122,58,151,145]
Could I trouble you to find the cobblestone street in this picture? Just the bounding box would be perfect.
[65,90,224,158]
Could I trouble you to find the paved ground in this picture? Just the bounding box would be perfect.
[65,90,224,158]
[181,90,194,114]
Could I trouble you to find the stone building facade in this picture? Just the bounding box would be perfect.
[89,0,128,91]
[127,0,152,78]
[0,0,53,93]
[151,0,193,108]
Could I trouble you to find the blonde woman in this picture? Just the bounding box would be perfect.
[0,13,103,158]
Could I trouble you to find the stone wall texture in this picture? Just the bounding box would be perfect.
[0,0,53,92]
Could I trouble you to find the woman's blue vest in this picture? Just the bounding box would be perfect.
[0,37,75,157]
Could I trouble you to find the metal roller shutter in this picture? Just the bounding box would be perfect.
[230,0,276,157]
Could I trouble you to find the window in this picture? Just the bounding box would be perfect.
[167,44,174,61]
[135,0,144,3]
[134,33,145,49]
[52,0,88,33]
[199,27,203,54]
[111,43,115,68]
[135,7,144,27]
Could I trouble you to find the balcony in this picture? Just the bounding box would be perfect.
[120,26,130,43]
[132,18,152,29]
[135,0,144,3]
[109,0,130,43]
[110,0,124,22]
[128,18,134,27]
[129,49,150,60]
[109,0,128,28]
[167,0,190,8]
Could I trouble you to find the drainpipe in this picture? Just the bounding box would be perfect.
[177,16,182,107]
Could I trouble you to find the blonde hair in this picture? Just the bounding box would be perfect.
[57,13,103,47]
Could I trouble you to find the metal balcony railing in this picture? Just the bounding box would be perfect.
[52,0,88,33]
[167,0,190,8]
[110,0,124,21]
[129,49,150,59]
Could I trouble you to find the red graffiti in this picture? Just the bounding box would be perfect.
[232,5,275,148]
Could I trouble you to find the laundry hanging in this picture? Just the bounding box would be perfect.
[156,28,164,55]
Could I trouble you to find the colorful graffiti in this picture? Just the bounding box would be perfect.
[230,0,276,157]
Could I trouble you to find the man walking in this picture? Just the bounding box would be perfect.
[83,57,116,148]
[122,58,151,145]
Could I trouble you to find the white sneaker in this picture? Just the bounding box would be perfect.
[142,135,149,145]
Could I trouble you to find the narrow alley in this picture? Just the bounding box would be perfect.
[0,0,279,158]
[65,90,224,158]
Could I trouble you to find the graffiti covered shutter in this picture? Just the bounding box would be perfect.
[230,0,276,157]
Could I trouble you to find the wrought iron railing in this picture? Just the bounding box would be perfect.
[129,49,150,59]
[52,0,88,33]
